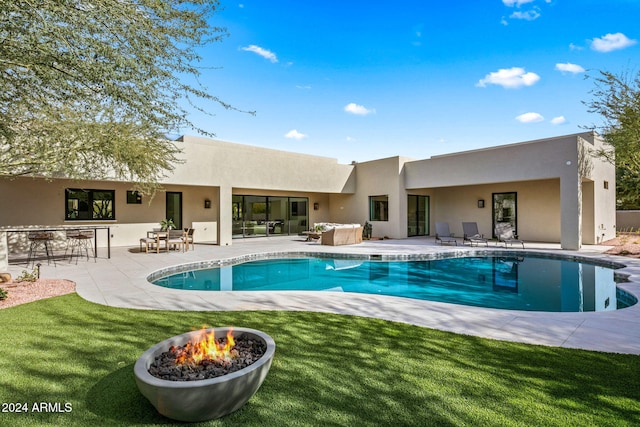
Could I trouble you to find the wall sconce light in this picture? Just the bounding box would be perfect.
[477,199,485,208]
[313,202,319,210]
[204,199,211,209]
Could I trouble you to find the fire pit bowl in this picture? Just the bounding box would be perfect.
[134,327,275,422]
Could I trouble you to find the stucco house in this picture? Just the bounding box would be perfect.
[0,131,616,261]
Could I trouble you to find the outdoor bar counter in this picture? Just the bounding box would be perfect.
[0,225,111,271]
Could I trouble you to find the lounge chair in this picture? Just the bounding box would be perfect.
[435,222,457,245]
[495,222,525,248]
[462,222,488,246]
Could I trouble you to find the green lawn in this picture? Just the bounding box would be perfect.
[0,294,638,426]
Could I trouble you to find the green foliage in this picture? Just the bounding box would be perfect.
[0,0,249,195]
[0,295,639,426]
[15,269,38,282]
[585,70,640,209]
[160,218,176,230]
[0,287,7,300]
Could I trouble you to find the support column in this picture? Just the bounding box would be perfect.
[560,175,582,250]
[217,185,233,246]
[0,231,8,272]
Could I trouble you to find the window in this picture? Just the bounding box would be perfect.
[370,195,389,221]
[604,181,609,189]
[127,191,142,204]
[65,189,115,220]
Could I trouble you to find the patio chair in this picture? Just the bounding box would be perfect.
[140,234,161,254]
[167,229,186,252]
[435,222,457,245]
[494,222,525,249]
[183,228,195,250]
[462,222,488,247]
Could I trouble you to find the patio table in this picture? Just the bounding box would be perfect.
[145,230,170,253]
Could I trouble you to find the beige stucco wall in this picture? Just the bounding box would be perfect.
[328,156,413,239]
[403,132,616,248]
[325,133,615,246]
[165,136,355,245]
[0,177,221,248]
[430,180,561,242]
[616,211,640,230]
[404,134,581,187]
[578,134,617,244]
[169,136,356,193]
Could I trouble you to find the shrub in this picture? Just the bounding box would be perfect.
[15,269,38,282]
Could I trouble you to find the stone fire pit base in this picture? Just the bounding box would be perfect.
[134,327,275,422]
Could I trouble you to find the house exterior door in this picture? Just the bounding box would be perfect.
[492,192,517,238]
[166,192,182,230]
[408,195,429,237]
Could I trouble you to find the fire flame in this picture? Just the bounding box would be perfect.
[174,328,236,366]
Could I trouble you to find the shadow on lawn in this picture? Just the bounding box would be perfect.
[85,364,172,425]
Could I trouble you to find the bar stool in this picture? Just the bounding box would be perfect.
[66,229,95,263]
[27,231,56,267]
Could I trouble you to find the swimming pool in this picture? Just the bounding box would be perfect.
[152,255,637,312]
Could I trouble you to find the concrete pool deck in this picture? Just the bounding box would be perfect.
[7,236,640,355]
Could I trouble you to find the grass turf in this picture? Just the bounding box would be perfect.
[0,294,639,426]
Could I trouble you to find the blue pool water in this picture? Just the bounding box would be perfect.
[152,256,637,312]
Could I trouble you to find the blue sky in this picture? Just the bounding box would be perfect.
[183,0,639,164]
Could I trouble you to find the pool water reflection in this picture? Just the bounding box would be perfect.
[152,256,637,312]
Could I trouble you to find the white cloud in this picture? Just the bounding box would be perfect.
[284,129,307,140]
[510,10,540,21]
[503,0,535,6]
[555,63,585,74]
[344,103,375,115]
[569,43,583,51]
[551,116,566,125]
[591,33,637,53]
[515,112,544,123]
[476,67,540,89]
[241,45,278,63]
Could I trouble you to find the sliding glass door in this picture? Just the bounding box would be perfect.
[232,195,308,238]
[268,197,288,235]
[232,195,245,238]
[407,195,429,237]
[288,197,308,235]
[244,196,268,237]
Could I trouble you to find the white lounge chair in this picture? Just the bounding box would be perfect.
[495,222,524,248]
[435,222,457,245]
[462,222,488,246]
